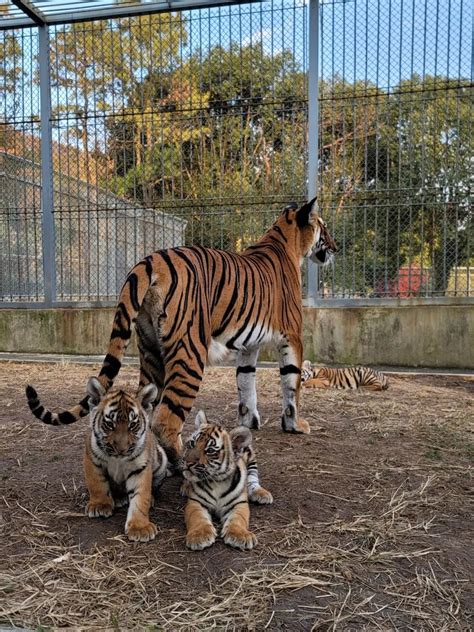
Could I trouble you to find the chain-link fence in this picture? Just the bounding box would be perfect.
[317,0,472,299]
[0,0,472,305]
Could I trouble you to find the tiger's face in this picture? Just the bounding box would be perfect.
[87,378,157,457]
[181,411,251,482]
[274,198,337,265]
[309,216,337,267]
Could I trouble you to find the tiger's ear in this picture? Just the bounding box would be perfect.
[195,409,208,429]
[229,426,252,453]
[302,360,312,370]
[296,197,318,228]
[87,377,106,406]
[137,383,158,409]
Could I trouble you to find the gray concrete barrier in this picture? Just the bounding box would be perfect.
[0,300,472,369]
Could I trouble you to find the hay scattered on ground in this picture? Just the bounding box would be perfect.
[0,363,472,630]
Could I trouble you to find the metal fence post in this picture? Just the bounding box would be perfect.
[306,0,320,305]
[38,24,56,305]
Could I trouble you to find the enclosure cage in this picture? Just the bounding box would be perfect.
[0,0,472,306]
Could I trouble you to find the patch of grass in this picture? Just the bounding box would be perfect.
[424,447,442,461]
[50,454,63,462]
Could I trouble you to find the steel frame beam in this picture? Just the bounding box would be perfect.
[9,0,46,25]
[38,24,56,306]
[306,0,320,304]
[0,0,263,30]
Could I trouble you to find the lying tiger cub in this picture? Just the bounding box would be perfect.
[181,411,273,551]
[26,378,168,542]
[301,361,389,391]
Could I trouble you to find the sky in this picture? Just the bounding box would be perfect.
[1,0,472,127]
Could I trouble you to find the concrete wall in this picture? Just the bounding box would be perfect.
[0,301,472,368]
[302,301,473,368]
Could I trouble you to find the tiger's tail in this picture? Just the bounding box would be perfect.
[25,255,157,426]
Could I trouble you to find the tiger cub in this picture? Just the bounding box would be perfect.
[26,378,167,542]
[181,410,273,551]
[301,361,389,391]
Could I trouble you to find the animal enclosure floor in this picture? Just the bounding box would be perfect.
[0,362,473,631]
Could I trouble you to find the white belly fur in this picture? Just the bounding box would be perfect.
[208,327,275,366]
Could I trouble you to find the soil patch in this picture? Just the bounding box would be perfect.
[1,362,473,630]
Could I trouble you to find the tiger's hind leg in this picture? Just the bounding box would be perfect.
[83,443,114,518]
[278,334,310,435]
[236,347,260,430]
[151,346,205,464]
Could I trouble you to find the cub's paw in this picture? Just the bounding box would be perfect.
[126,520,158,543]
[86,500,114,518]
[250,486,273,505]
[186,523,217,551]
[223,527,257,551]
[180,481,191,497]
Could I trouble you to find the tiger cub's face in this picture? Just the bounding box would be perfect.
[87,378,157,457]
[181,411,251,483]
[301,360,315,384]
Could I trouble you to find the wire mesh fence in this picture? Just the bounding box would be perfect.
[318,0,473,299]
[0,0,472,304]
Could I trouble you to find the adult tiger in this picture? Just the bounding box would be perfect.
[26,199,336,462]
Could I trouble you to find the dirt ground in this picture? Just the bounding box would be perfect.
[0,361,473,631]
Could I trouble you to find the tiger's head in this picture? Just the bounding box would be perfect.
[272,198,337,265]
[301,360,314,384]
[87,377,157,457]
[181,410,252,483]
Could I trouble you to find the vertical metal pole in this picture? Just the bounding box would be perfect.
[39,24,56,305]
[306,0,320,304]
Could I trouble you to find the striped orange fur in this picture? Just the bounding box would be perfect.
[301,361,389,391]
[25,199,336,461]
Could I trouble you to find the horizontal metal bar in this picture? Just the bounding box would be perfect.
[10,0,46,25]
[0,15,35,28]
[0,301,118,309]
[303,297,474,309]
[0,0,265,29]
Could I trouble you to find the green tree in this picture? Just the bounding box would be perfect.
[107,42,307,249]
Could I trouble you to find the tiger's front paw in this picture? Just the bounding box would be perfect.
[281,415,311,434]
[223,526,257,550]
[295,418,310,434]
[126,520,158,542]
[186,523,217,551]
[86,500,114,518]
[249,486,273,505]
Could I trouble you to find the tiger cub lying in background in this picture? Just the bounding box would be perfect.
[301,361,389,391]
[181,411,273,551]
[26,378,168,542]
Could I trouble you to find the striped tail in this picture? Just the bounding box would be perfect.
[97,254,156,391]
[25,255,157,426]
[25,385,90,425]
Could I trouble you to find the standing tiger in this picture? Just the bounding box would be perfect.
[181,410,273,551]
[26,379,168,542]
[301,361,389,391]
[25,199,336,461]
